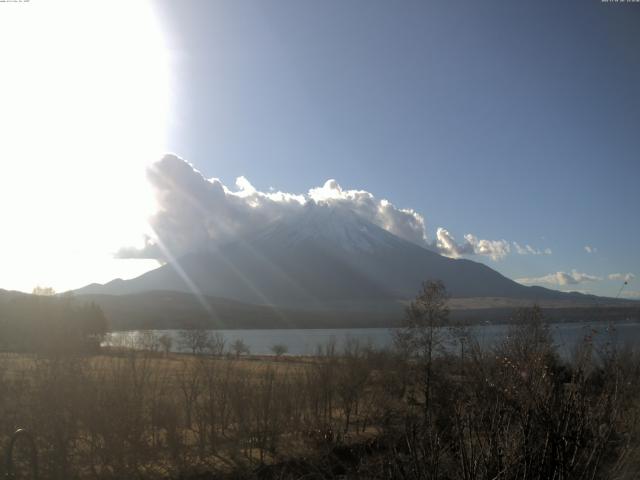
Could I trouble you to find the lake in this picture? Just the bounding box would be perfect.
[106,320,640,357]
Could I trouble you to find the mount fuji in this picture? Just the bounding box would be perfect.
[76,204,596,315]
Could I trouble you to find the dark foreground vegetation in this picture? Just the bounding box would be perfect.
[0,293,107,353]
[1,283,640,479]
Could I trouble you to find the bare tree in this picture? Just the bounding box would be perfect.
[32,286,56,296]
[394,280,449,417]
[336,338,371,433]
[270,343,288,360]
[205,332,226,357]
[230,338,250,359]
[178,329,210,356]
[136,330,160,353]
[158,334,173,357]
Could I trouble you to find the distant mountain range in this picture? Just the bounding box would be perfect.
[68,204,638,329]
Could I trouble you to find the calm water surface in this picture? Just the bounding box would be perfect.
[107,320,640,357]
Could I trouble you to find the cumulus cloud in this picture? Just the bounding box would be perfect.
[513,242,552,256]
[432,228,469,259]
[463,234,512,260]
[584,245,597,254]
[516,270,602,286]
[118,154,543,262]
[118,155,305,260]
[430,229,510,261]
[307,178,428,246]
[608,273,636,282]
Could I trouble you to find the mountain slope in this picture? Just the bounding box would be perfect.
[73,290,400,330]
[75,204,595,309]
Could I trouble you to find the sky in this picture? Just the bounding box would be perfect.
[0,0,638,297]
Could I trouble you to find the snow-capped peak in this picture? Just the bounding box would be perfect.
[257,203,405,253]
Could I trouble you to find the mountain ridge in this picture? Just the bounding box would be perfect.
[74,204,625,312]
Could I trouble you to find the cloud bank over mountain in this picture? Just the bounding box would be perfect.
[118,154,550,262]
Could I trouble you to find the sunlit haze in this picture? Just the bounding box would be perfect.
[0,1,167,292]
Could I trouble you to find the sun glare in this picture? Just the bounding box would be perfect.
[0,1,168,292]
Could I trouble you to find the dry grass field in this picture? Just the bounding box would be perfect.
[2,306,640,479]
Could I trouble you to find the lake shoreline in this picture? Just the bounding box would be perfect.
[106,319,640,357]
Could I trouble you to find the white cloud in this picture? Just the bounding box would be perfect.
[608,273,636,282]
[584,245,597,254]
[620,290,640,299]
[463,233,511,261]
[308,179,428,246]
[430,228,465,258]
[513,242,552,256]
[118,155,306,259]
[517,270,602,286]
[118,154,545,262]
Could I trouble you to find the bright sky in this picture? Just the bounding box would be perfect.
[0,0,638,298]
[0,0,164,292]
